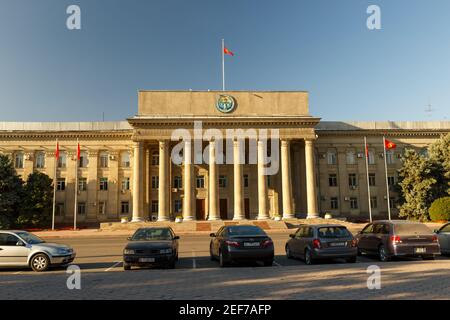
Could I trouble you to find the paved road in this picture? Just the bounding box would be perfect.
[0,232,449,299]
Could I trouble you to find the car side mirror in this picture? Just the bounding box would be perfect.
[173,236,180,240]
[210,233,216,237]
[126,237,132,241]
[16,241,25,246]
[434,229,439,234]
[289,234,295,238]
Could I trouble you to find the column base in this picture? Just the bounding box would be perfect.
[233,216,245,221]
[306,213,320,219]
[183,216,195,221]
[208,217,221,221]
[257,215,270,220]
[131,217,144,223]
[282,214,295,220]
[157,217,170,222]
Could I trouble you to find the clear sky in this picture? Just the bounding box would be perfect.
[0,0,449,122]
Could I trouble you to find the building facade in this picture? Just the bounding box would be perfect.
[0,91,449,225]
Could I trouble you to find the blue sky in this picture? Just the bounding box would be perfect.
[0,0,449,121]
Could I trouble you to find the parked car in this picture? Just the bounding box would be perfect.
[355,220,440,262]
[285,224,357,265]
[123,227,179,270]
[434,222,450,256]
[209,225,274,267]
[0,230,76,272]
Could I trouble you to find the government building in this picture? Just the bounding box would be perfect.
[1,91,449,226]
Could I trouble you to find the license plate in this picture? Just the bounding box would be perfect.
[139,258,155,263]
[415,248,426,254]
[244,242,260,247]
[329,242,346,247]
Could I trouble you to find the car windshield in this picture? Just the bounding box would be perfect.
[16,232,45,244]
[131,228,173,241]
[394,223,431,235]
[227,226,266,236]
[318,227,351,238]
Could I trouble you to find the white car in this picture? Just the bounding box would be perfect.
[0,230,76,272]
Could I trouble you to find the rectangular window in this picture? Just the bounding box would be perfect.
[243,174,249,188]
[196,175,205,189]
[79,152,88,168]
[173,176,182,189]
[58,152,67,168]
[99,201,106,215]
[327,151,337,165]
[57,178,66,191]
[121,152,131,167]
[151,176,159,189]
[368,151,375,165]
[370,197,378,209]
[78,178,87,191]
[386,151,395,165]
[99,178,108,191]
[329,174,338,187]
[35,152,45,169]
[151,200,159,213]
[350,197,358,209]
[99,152,109,168]
[348,174,357,188]
[77,202,86,215]
[218,175,227,188]
[330,197,339,209]
[388,176,396,186]
[15,152,24,169]
[369,173,376,187]
[267,175,272,188]
[389,197,396,209]
[56,203,65,216]
[151,152,159,166]
[346,151,356,165]
[174,199,182,213]
[121,201,129,214]
[121,177,130,191]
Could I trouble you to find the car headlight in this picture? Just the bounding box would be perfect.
[123,249,135,255]
[56,248,69,255]
[160,248,173,254]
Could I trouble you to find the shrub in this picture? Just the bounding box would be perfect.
[429,197,450,222]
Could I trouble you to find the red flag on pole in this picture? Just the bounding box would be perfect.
[76,142,81,160]
[55,142,60,160]
[384,139,397,150]
[224,47,234,56]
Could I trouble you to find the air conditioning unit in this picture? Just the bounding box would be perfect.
[344,197,350,201]
[350,185,357,190]
[109,155,116,160]
[320,153,326,159]
[384,195,388,200]
[24,154,31,160]
[121,189,126,194]
[379,153,384,158]
[357,153,364,158]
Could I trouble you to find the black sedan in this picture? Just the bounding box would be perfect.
[123,227,179,270]
[209,225,274,267]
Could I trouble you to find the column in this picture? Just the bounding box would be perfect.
[257,140,269,220]
[233,140,245,220]
[158,140,170,221]
[132,141,143,222]
[208,139,220,220]
[183,140,194,220]
[281,140,294,219]
[305,139,319,218]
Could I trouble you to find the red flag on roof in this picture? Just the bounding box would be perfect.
[224,47,234,56]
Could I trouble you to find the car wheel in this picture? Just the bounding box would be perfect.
[304,249,314,265]
[263,259,273,267]
[219,250,228,267]
[346,256,357,263]
[378,245,390,262]
[286,245,293,259]
[30,253,50,272]
[123,263,131,271]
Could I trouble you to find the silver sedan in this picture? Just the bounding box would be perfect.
[435,223,450,256]
[0,230,76,272]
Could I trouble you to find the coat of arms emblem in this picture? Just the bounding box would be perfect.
[216,95,236,113]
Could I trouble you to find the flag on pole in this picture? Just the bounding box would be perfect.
[383,136,393,220]
[364,137,372,223]
[52,140,59,230]
[384,139,397,150]
[76,142,81,161]
[224,47,234,56]
[55,142,60,160]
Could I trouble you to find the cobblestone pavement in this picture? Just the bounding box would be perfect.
[0,233,449,300]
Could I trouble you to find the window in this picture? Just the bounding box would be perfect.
[56,203,65,216]
[57,178,66,191]
[348,174,357,188]
[0,233,21,246]
[173,176,182,189]
[388,176,396,186]
[370,197,378,209]
[99,152,109,168]
[369,173,376,186]
[77,202,86,215]
[330,197,339,209]
[346,150,356,165]
[151,200,159,213]
[99,201,106,215]
[368,151,375,165]
[219,175,227,188]
[327,151,337,165]
[389,197,396,209]
[121,201,129,214]
[151,151,159,166]
[15,152,24,169]
[196,175,205,188]
[361,224,374,234]
[350,197,358,209]
[151,176,159,189]
[329,174,338,187]
[99,178,108,191]
[121,177,130,191]
[267,175,272,188]
[35,152,45,168]
[121,152,131,167]
[79,151,88,168]
[58,152,67,168]
[386,150,395,164]
[174,200,182,213]
[78,178,87,191]
[243,174,249,188]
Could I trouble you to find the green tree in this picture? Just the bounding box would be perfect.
[429,133,450,196]
[17,171,53,228]
[0,154,23,228]
[429,197,450,222]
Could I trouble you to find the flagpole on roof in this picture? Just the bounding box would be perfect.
[51,139,58,230]
[222,39,225,91]
[364,136,372,223]
[383,136,392,221]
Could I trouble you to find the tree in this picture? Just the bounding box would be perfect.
[17,171,53,228]
[429,197,450,222]
[429,133,450,196]
[0,154,23,229]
